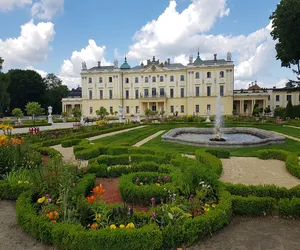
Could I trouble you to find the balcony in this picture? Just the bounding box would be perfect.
[139,93,167,101]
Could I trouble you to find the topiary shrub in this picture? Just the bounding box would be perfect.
[205,149,230,158]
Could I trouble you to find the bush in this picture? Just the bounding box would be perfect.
[132,162,160,172]
[87,163,108,177]
[131,154,169,165]
[108,146,129,155]
[195,150,222,177]
[75,145,109,160]
[61,139,87,148]
[96,155,130,166]
[231,195,276,216]
[279,198,300,217]
[35,147,62,159]
[0,181,32,200]
[74,173,96,196]
[286,153,300,178]
[205,149,230,158]
[257,149,288,161]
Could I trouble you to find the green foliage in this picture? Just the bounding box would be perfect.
[279,198,300,217]
[195,150,222,178]
[205,149,230,158]
[87,163,108,177]
[72,107,82,122]
[252,103,260,116]
[25,102,44,118]
[0,72,10,114]
[131,154,169,165]
[12,108,24,118]
[257,149,288,161]
[95,155,130,166]
[61,139,86,148]
[231,195,276,216]
[285,100,295,119]
[74,173,96,197]
[274,106,286,118]
[96,107,108,119]
[286,153,300,178]
[0,180,32,200]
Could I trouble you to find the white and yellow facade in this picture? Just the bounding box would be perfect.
[75,52,234,117]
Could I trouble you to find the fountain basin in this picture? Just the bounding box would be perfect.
[162,127,286,148]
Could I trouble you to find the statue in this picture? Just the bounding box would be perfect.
[205,108,211,123]
[136,108,140,123]
[114,60,118,68]
[82,61,87,70]
[189,55,193,64]
[227,52,232,62]
[118,105,123,122]
[47,106,53,125]
[80,111,85,125]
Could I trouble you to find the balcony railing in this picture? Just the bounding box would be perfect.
[140,93,167,99]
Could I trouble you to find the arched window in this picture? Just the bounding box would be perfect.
[125,78,129,83]
[170,76,174,82]
[180,75,184,81]
[152,87,156,97]
[195,72,200,79]
[160,76,164,82]
[135,77,139,83]
[109,76,112,83]
[99,77,102,83]
[207,72,211,78]
[160,88,164,97]
[152,76,156,82]
[89,78,92,83]
[145,77,149,83]
[220,71,224,78]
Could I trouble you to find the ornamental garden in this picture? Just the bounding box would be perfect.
[1,117,300,249]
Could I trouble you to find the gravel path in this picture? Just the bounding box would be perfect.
[133,130,165,147]
[188,216,300,250]
[272,131,300,142]
[220,157,300,188]
[0,201,56,250]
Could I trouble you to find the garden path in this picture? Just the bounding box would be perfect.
[220,157,300,188]
[133,130,165,147]
[283,125,300,129]
[272,131,300,142]
[51,126,146,166]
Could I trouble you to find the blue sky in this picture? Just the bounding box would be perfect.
[0,0,293,88]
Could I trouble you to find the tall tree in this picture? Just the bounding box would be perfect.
[44,74,69,114]
[0,57,4,73]
[7,69,46,111]
[0,73,10,115]
[270,0,300,87]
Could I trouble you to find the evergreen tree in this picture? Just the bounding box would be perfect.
[285,100,294,119]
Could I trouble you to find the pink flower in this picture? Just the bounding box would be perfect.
[152,212,156,217]
[151,197,156,204]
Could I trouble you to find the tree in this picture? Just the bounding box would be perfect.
[8,69,46,111]
[12,108,24,119]
[72,107,82,123]
[270,0,300,87]
[0,57,4,72]
[25,102,44,126]
[44,74,69,114]
[264,106,271,114]
[96,107,108,119]
[285,100,294,119]
[252,103,260,116]
[274,106,286,118]
[0,73,10,114]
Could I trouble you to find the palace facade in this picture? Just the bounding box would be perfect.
[62,52,235,117]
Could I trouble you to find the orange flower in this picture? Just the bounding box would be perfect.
[92,184,105,195]
[53,211,59,217]
[86,195,96,204]
[91,223,98,229]
[52,220,57,224]
[46,212,54,219]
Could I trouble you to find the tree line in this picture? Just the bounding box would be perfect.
[0,66,69,116]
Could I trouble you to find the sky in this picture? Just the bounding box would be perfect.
[0,0,295,89]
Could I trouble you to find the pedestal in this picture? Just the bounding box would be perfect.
[205,115,211,123]
[48,115,53,124]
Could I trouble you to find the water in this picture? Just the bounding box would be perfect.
[175,133,262,143]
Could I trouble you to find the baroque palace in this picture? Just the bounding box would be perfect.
[62,52,235,117]
[62,52,300,117]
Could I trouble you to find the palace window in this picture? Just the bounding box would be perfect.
[207,104,211,111]
[196,105,200,113]
[180,75,184,81]
[287,95,292,101]
[181,105,184,113]
[220,71,224,78]
[170,89,174,98]
[145,77,149,83]
[136,106,139,113]
[207,86,211,96]
[195,72,200,79]
[109,77,112,83]
[276,95,280,101]
[135,77,139,83]
[126,106,129,114]
[207,72,211,78]
[220,86,224,96]
[180,88,184,97]
[160,76,164,82]
[90,107,93,114]
[152,87,156,97]
[110,106,113,113]
[99,90,103,99]
[152,76,156,82]
[125,78,129,83]
[160,88,164,97]
[170,106,174,113]
[89,90,92,100]
[196,87,200,97]
[89,78,92,83]
[144,89,149,97]
[126,90,129,99]
[109,90,113,99]
[99,77,103,83]
[135,89,139,99]
[170,76,174,82]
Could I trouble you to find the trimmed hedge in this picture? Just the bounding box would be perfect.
[61,139,89,148]
[222,182,300,200]
[95,155,130,166]
[131,154,169,165]
[74,173,96,196]
[119,172,175,205]
[257,149,288,161]
[35,147,62,159]
[16,192,163,250]
[205,149,230,159]
[279,198,300,217]
[286,153,300,178]
[195,150,222,177]
[75,145,109,160]
[231,195,276,216]
[0,181,32,200]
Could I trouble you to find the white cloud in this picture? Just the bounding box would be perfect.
[0,19,55,70]
[0,0,31,11]
[25,66,48,77]
[59,39,111,88]
[31,0,64,20]
[173,54,189,65]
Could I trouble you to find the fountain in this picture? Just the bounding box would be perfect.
[210,94,226,142]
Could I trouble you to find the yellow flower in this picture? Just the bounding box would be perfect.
[212,204,216,208]
[155,183,160,187]
[37,196,46,203]
[95,213,101,220]
[140,182,143,185]
[24,181,29,184]
[110,224,117,230]
[205,204,210,208]
[18,180,23,184]
[119,224,125,229]
[126,222,135,229]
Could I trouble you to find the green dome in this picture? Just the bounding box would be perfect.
[194,51,202,65]
[120,57,131,69]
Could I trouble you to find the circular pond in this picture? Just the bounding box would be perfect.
[162,127,286,148]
